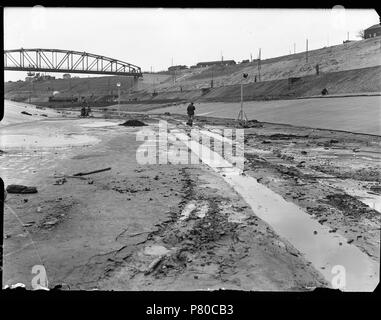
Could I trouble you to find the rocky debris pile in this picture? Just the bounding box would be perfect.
[119,120,147,127]
[239,119,263,128]
[269,133,309,140]
[311,166,381,182]
[142,197,239,279]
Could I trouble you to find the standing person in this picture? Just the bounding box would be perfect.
[80,105,86,117]
[187,102,195,126]
[86,105,92,117]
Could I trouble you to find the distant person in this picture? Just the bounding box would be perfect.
[187,102,195,126]
[316,64,320,75]
[86,105,92,117]
[81,105,86,117]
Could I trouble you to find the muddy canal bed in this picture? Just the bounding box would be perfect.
[2,110,379,291]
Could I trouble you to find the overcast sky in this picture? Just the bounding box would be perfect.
[4,7,379,81]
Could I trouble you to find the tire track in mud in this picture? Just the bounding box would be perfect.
[93,168,243,289]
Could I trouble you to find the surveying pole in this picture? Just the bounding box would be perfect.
[236,73,248,126]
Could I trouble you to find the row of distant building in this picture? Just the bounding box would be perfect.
[25,72,78,82]
[168,22,381,72]
[168,59,253,72]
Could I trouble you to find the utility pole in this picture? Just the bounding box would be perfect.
[258,48,261,81]
[294,43,296,54]
[306,39,309,63]
[250,53,252,62]
[117,82,121,117]
[171,57,175,84]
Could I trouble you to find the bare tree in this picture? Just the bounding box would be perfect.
[357,29,365,39]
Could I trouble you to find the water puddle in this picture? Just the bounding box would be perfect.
[144,245,170,256]
[361,197,381,212]
[179,201,209,220]
[0,134,99,148]
[228,211,247,223]
[319,179,381,213]
[179,202,197,221]
[196,202,209,219]
[80,121,120,128]
[171,127,380,291]
[245,148,273,155]
[224,173,379,292]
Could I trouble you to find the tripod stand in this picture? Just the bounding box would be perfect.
[236,76,248,126]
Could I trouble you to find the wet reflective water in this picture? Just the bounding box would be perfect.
[171,128,380,291]
[319,179,381,213]
[144,245,170,256]
[80,121,120,128]
[0,134,99,148]
[224,172,379,292]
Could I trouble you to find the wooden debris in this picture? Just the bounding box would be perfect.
[73,167,111,176]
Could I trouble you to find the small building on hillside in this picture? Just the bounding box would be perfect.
[168,65,188,72]
[364,22,381,39]
[196,60,236,68]
[25,73,55,82]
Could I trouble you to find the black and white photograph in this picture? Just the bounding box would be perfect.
[1,6,380,298]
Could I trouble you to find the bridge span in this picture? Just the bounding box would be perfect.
[4,48,143,77]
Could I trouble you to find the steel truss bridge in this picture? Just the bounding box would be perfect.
[4,48,143,77]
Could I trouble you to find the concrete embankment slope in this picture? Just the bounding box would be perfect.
[148,95,381,136]
[120,65,381,104]
[200,65,381,102]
